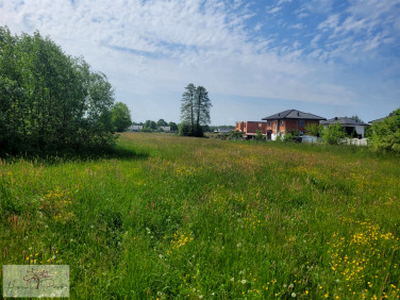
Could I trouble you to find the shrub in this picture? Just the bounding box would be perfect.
[229,130,243,140]
[283,130,300,143]
[322,123,346,145]
[305,123,324,137]
[254,130,264,141]
[178,122,192,136]
[369,108,400,153]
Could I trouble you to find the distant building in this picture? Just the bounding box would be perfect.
[321,117,369,138]
[234,121,268,138]
[159,126,171,132]
[214,127,232,133]
[129,125,143,131]
[368,112,395,124]
[262,109,326,140]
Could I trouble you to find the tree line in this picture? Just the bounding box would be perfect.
[0,27,131,155]
[131,119,179,132]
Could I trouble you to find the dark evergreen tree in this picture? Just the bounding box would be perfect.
[179,84,212,137]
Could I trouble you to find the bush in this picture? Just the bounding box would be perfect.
[283,130,300,143]
[322,123,346,145]
[229,131,243,140]
[254,130,264,141]
[369,108,400,153]
[305,123,324,137]
[178,122,192,136]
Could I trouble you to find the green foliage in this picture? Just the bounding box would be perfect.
[322,123,347,145]
[178,122,193,136]
[305,123,324,137]
[157,119,168,127]
[112,102,132,132]
[229,130,243,140]
[180,83,212,137]
[283,130,300,142]
[0,27,116,154]
[168,122,178,132]
[143,120,157,132]
[254,129,264,141]
[369,108,400,153]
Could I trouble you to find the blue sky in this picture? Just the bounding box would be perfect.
[1,0,399,125]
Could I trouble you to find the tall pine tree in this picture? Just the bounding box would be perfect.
[180,83,212,137]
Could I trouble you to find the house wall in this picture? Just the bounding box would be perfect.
[266,120,278,133]
[265,119,321,136]
[235,121,267,135]
[234,122,245,132]
[355,126,365,138]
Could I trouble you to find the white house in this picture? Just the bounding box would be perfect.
[320,117,369,138]
[129,125,143,131]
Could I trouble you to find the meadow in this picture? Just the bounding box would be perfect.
[1,133,399,299]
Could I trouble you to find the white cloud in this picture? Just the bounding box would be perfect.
[277,0,292,5]
[310,34,322,48]
[266,6,282,15]
[315,0,400,61]
[303,0,333,14]
[291,23,304,30]
[254,22,263,32]
[317,14,340,31]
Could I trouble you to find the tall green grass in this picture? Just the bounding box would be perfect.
[1,133,399,299]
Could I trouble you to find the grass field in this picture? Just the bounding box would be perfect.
[1,133,400,299]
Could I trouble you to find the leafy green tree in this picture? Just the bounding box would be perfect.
[168,122,178,132]
[178,122,191,136]
[369,108,400,153]
[0,27,116,154]
[157,119,168,127]
[112,102,132,132]
[180,84,212,137]
[143,120,157,131]
[305,123,324,137]
[322,123,346,145]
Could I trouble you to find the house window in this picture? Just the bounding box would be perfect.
[280,120,284,126]
[299,120,304,127]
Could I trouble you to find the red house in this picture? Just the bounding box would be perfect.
[262,109,326,140]
[234,121,268,138]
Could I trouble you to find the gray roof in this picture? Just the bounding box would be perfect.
[368,112,394,124]
[262,109,326,121]
[321,117,369,126]
[368,117,386,124]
